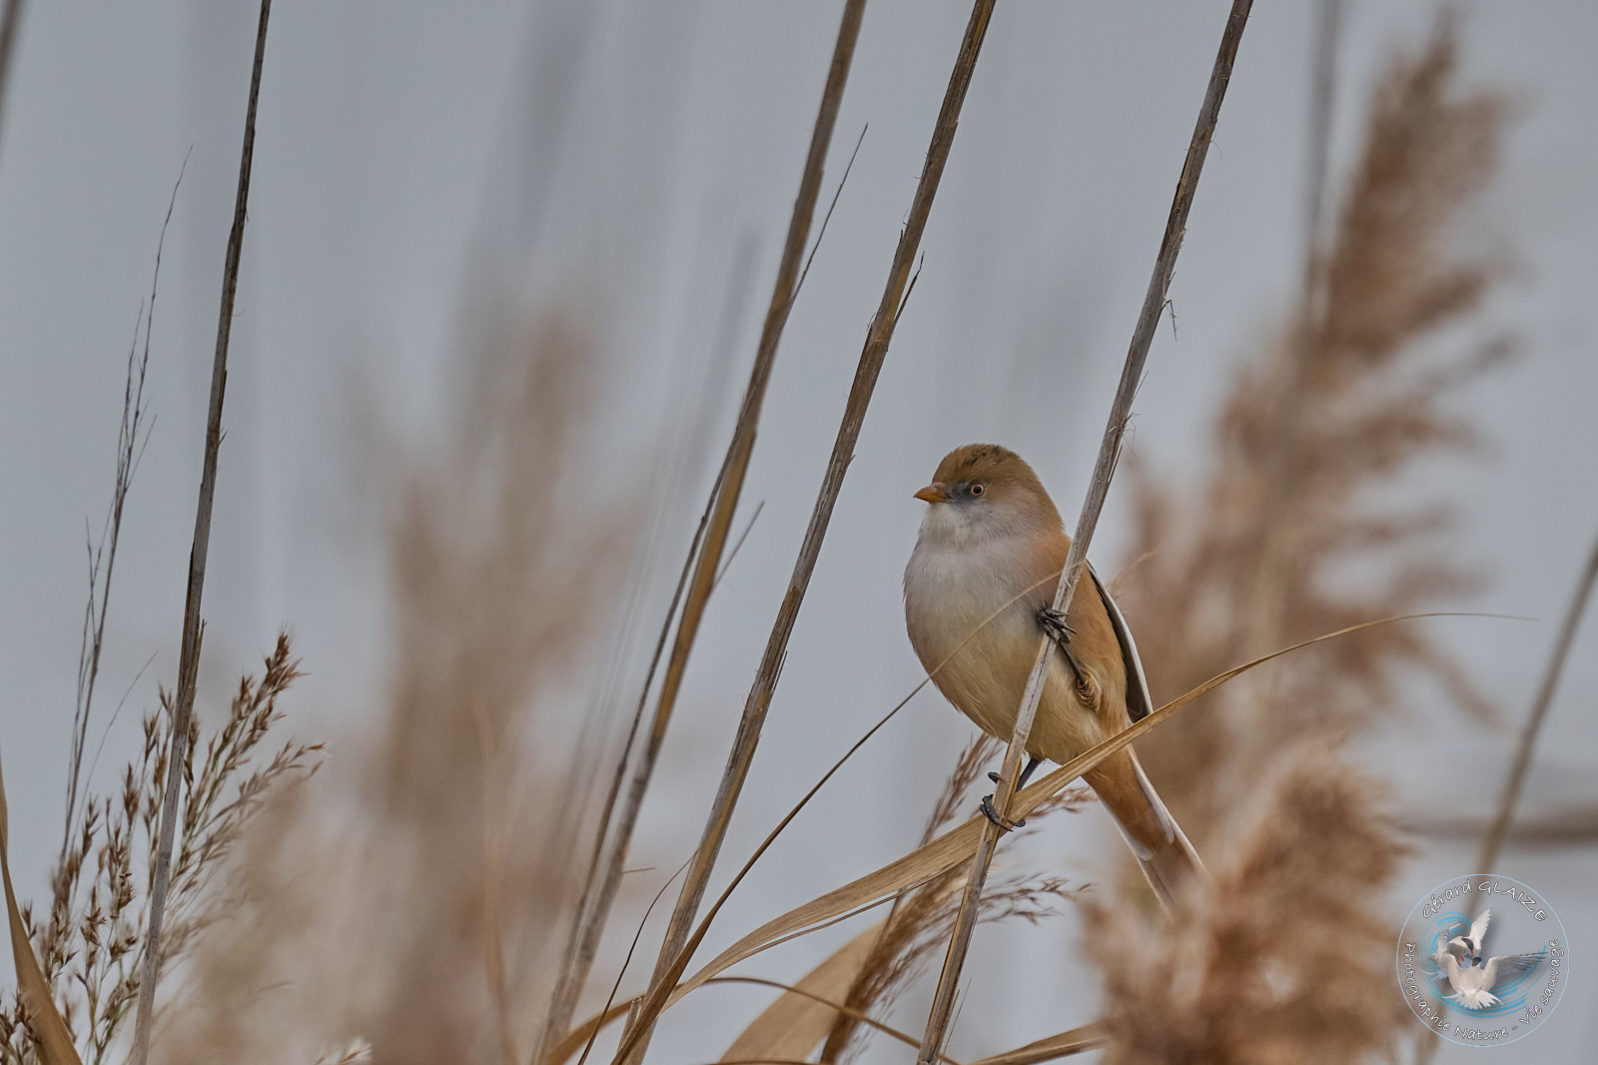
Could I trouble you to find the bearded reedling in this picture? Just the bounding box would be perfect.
[904,444,1202,905]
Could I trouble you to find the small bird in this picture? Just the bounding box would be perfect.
[1430,911,1546,1010]
[1445,909,1493,966]
[903,443,1202,905]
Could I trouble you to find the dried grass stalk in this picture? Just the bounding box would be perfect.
[0,0,23,164]
[616,4,999,1062]
[544,4,870,1056]
[61,205,163,870]
[133,2,274,1060]
[1475,529,1598,872]
[1412,528,1598,1064]
[916,2,1254,1059]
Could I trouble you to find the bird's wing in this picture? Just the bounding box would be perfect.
[1469,909,1493,949]
[1485,951,1546,989]
[1087,562,1152,723]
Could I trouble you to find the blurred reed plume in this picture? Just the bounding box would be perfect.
[1084,748,1409,1065]
[1118,20,1512,847]
[152,306,633,1065]
[1,636,315,1065]
[357,310,632,1063]
[817,737,1091,1064]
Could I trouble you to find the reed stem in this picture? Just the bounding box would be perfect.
[535,5,871,1062]
[615,4,997,1061]
[130,3,272,1060]
[914,3,1254,1060]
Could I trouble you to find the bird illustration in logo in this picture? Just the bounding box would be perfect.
[1430,909,1547,1009]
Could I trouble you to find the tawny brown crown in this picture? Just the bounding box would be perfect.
[929,443,1059,517]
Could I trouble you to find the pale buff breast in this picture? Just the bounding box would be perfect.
[904,529,1116,765]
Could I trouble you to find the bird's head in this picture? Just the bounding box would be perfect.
[913,443,1063,547]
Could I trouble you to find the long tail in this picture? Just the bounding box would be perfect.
[1085,747,1204,910]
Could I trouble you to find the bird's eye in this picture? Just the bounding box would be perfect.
[969,482,985,497]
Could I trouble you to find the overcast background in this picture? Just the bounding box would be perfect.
[2,1,1595,1062]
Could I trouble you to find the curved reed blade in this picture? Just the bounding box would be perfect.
[966,1026,1104,1065]
[1,747,84,1065]
[551,614,1468,1063]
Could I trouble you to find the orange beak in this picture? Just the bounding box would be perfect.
[913,482,950,504]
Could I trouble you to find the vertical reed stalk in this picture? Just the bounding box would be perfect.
[0,0,23,164]
[130,3,272,1061]
[1416,543,1598,1065]
[617,3,997,1062]
[535,4,869,1060]
[914,3,1254,1061]
[1476,528,1598,872]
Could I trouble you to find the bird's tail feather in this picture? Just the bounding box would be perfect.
[1451,989,1500,1010]
[1087,748,1204,910]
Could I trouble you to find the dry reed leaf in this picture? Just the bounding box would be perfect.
[819,736,1088,1064]
[551,615,1435,1063]
[966,1026,1104,1065]
[710,977,961,1064]
[679,616,1432,988]
[0,747,84,1065]
[717,923,883,1064]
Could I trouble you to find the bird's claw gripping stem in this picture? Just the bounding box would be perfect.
[1037,604,1093,689]
[979,794,1026,832]
[1036,605,1075,647]
[983,756,1042,829]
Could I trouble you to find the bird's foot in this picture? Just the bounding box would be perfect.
[987,756,1042,789]
[979,794,1026,832]
[1036,607,1097,703]
[1035,605,1075,648]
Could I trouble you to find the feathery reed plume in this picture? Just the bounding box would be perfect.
[1,636,314,1065]
[819,737,1090,1064]
[1119,19,1512,848]
[153,309,631,1065]
[1084,748,1409,1064]
[363,314,630,1063]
